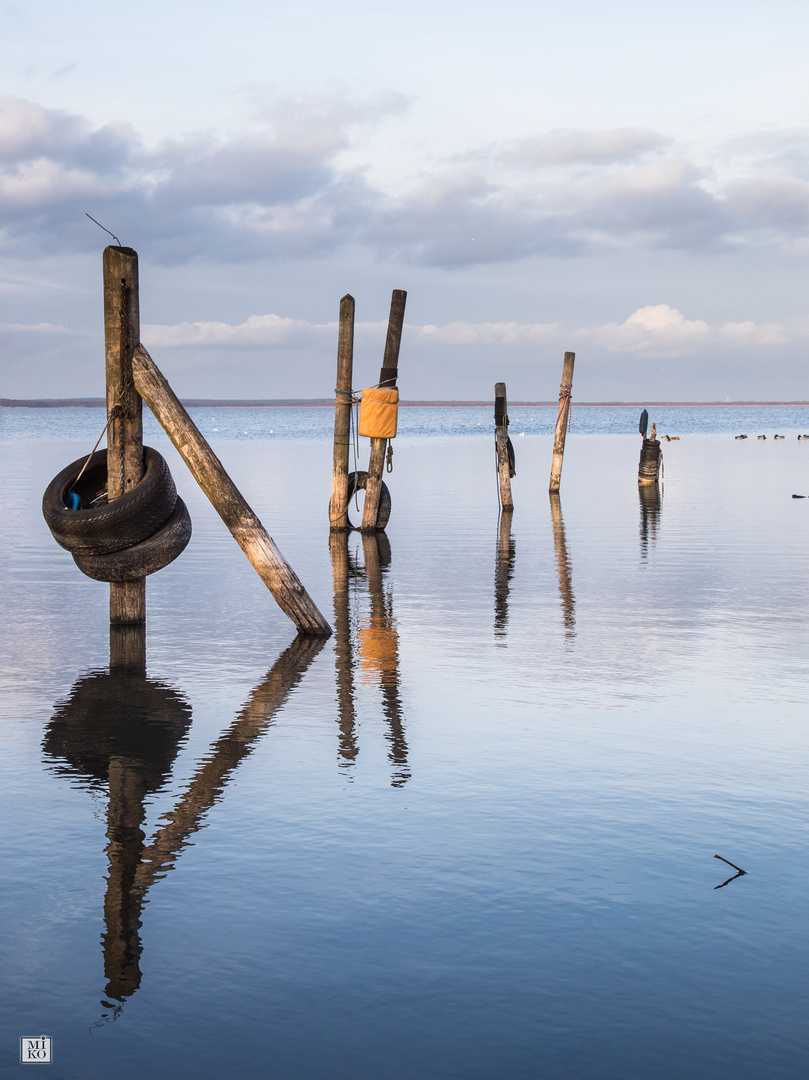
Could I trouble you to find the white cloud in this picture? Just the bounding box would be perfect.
[140,306,794,358]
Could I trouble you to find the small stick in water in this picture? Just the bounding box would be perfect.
[714,854,746,875]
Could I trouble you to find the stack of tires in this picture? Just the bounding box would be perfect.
[42,447,191,581]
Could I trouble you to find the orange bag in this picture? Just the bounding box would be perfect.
[358,387,399,439]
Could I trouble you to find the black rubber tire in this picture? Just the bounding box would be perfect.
[345,470,392,531]
[42,446,178,556]
[72,497,192,582]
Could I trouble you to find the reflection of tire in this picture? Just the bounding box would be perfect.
[42,447,177,555]
[73,498,192,581]
[345,470,391,531]
[44,669,192,792]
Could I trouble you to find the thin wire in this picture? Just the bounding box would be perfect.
[68,380,132,495]
[85,213,122,247]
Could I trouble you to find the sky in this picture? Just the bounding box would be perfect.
[2,0,809,401]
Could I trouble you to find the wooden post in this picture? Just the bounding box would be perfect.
[494,382,514,511]
[361,290,406,533]
[104,246,145,624]
[638,411,662,485]
[329,294,355,531]
[132,345,332,637]
[549,351,575,493]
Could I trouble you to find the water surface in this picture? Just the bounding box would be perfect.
[2,406,808,1079]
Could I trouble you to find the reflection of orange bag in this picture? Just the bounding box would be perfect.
[359,623,398,683]
[359,388,399,439]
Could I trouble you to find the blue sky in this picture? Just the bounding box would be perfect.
[2,0,809,400]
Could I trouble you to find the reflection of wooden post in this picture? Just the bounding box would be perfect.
[109,624,146,675]
[104,246,145,624]
[103,757,148,1001]
[329,295,355,531]
[639,482,662,559]
[549,351,575,493]
[549,492,575,636]
[494,510,515,638]
[361,290,406,533]
[360,533,409,786]
[330,533,358,767]
[494,382,514,511]
[132,345,331,636]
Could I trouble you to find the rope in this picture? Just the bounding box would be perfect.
[555,383,573,435]
[68,380,132,495]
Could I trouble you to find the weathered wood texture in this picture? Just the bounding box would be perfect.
[549,351,575,493]
[494,382,514,511]
[329,295,355,531]
[132,344,332,636]
[104,246,145,623]
[361,290,406,532]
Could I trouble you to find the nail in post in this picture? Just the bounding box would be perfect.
[361,290,406,533]
[103,246,145,624]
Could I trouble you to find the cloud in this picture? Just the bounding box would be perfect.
[3,93,809,267]
[502,128,668,168]
[139,306,792,358]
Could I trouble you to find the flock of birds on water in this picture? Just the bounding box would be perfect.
[734,434,809,440]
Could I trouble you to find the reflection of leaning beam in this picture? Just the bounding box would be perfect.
[133,635,325,895]
[549,493,575,637]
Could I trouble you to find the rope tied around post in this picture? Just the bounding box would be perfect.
[386,445,394,473]
[556,383,573,434]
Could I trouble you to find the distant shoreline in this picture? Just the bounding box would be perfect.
[3,398,809,409]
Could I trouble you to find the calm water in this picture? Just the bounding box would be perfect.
[2,406,809,1079]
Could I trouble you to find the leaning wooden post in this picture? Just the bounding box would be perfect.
[494,382,514,511]
[329,294,355,531]
[104,246,145,624]
[361,290,406,533]
[131,345,331,637]
[549,351,575,493]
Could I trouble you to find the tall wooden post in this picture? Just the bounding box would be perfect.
[104,246,145,624]
[494,382,514,511]
[361,290,406,533]
[549,351,575,493]
[329,295,355,531]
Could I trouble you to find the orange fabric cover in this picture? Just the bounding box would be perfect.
[359,388,399,439]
